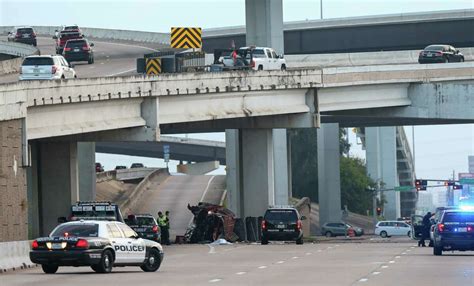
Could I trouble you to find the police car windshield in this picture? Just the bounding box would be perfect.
[51,224,99,237]
[265,210,297,222]
[73,210,115,218]
[443,212,474,223]
[136,217,155,225]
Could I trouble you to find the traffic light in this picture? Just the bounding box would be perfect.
[376,207,382,216]
[415,179,427,191]
[444,180,455,186]
[453,184,463,190]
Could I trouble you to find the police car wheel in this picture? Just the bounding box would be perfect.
[140,248,162,272]
[41,264,59,274]
[94,250,113,273]
[296,237,304,245]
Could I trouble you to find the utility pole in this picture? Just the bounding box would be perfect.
[320,0,323,19]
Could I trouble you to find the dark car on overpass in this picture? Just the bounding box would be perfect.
[62,38,94,64]
[418,44,464,64]
[7,26,37,46]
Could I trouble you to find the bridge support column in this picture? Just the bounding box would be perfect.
[317,123,342,227]
[245,0,284,54]
[78,142,96,201]
[226,129,291,218]
[366,127,400,220]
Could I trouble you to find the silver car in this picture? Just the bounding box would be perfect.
[19,55,76,81]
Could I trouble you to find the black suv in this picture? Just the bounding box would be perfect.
[62,38,94,64]
[126,214,161,242]
[433,209,474,255]
[7,26,37,46]
[261,207,305,245]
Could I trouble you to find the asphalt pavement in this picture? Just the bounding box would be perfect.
[0,36,161,84]
[2,239,473,286]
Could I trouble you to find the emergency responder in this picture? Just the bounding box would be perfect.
[418,211,432,247]
[158,211,170,245]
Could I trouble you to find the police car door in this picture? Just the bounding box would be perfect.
[117,223,146,263]
[107,222,132,263]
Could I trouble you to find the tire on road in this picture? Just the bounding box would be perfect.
[325,231,333,238]
[41,264,59,274]
[433,245,442,256]
[380,231,388,238]
[140,248,162,272]
[94,249,114,273]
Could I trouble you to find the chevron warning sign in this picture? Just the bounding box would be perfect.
[171,27,202,49]
[146,58,161,75]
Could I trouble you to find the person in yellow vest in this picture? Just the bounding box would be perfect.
[157,211,170,245]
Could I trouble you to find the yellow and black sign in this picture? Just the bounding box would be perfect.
[171,27,202,49]
[146,58,161,75]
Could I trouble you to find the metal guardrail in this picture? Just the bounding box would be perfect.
[0,40,39,57]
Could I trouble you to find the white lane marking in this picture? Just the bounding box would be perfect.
[258,266,267,269]
[410,246,415,248]
[336,244,340,247]
[401,252,407,255]
[100,62,105,65]
[292,256,299,259]
[317,250,322,252]
[276,261,285,264]
[107,68,136,77]
[389,261,395,264]
[395,256,401,259]
[306,252,312,255]
[372,272,381,275]
[381,265,389,269]
[209,279,221,283]
[407,250,411,252]
[236,272,246,275]
[359,278,368,282]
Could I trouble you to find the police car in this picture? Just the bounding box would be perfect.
[30,220,164,274]
[432,207,474,255]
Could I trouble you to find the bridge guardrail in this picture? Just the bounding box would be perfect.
[0,40,39,58]
[0,57,22,75]
[0,26,169,44]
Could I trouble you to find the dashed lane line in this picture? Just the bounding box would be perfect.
[209,279,221,283]
[236,272,246,275]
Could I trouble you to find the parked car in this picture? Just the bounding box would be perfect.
[95,163,104,172]
[126,214,161,242]
[63,38,94,64]
[418,44,464,64]
[321,222,364,237]
[261,206,305,245]
[7,26,37,46]
[375,220,411,238]
[19,55,76,81]
[219,46,286,71]
[131,163,145,168]
[433,208,474,255]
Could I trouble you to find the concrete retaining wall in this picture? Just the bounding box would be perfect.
[0,57,22,75]
[0,240,35,273]
[116,167,157,181]
[0,26,169,44]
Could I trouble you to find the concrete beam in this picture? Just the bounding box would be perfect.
[177,161,220,175]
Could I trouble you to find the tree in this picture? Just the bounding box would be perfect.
[340,156,375,215]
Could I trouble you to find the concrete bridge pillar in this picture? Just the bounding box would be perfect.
[28,141,96,236]
[226,129,291,218]
[366,127,401,220]
[317,123,342,227]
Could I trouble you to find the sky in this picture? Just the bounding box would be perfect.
[1,0,473,179]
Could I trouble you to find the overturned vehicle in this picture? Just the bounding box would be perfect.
[185,203,238,243]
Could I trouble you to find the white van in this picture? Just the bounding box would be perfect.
[375,221,411,238]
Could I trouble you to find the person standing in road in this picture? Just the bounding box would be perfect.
[165,211,171,245]
[158,211,170,245]
[419,211,432,247]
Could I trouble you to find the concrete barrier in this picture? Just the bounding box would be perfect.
[0,57,22,75]
[294,197,311,238]
[0,240,36,273]
[0,40,39,57]
[95,170,117,183]
[116,167,158,181]
[0,26,169,44]
[286,47,474,68]
[121,168,170,213]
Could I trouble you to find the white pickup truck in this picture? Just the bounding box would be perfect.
[221,46,286,71]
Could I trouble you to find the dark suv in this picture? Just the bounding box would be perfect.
[126,214,161,242]
[261,207,305,245]
[54,31,83,54]
[433,209,474,255]
[63,38,94,64]
[7,26,37,46]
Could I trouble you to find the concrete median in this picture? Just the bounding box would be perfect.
[0,240,36,273]
[0,57,22,75]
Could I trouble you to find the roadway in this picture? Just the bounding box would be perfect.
[132,175,226,240]
[0,36,160,83]
[3,240,473,285]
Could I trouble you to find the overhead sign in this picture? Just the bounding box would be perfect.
[171,27,202,49]
[459,173,474,185]
[146,58,161,75]
[163,145,170,163]
[394,186,413,192]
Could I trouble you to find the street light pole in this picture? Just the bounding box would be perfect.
[320,0,323,19]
